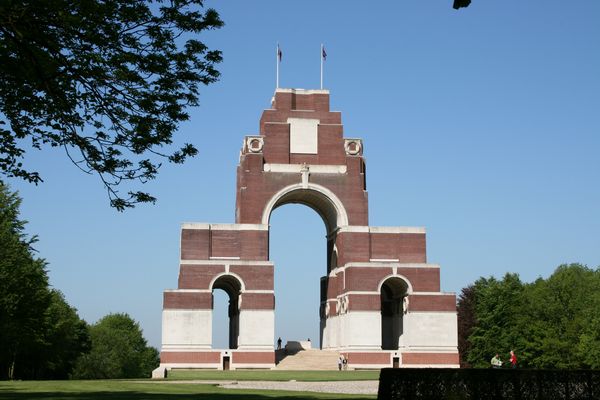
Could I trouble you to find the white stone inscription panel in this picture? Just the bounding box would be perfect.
[288,118,319,154]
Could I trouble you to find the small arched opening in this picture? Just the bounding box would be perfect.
[212,274,243,349]
[380,277,409,350]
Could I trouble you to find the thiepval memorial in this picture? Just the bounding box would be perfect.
[156,88,459,373]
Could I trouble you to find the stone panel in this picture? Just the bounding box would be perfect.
[162,310,211,349]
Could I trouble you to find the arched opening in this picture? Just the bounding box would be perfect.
[269,204,328,350]
[265,185,348,351]
[262,184,348,236]
[380,277,409,350]
[211,274,242,349]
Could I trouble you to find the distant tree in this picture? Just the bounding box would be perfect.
[0,182,90,379]
[517,264,600,369]
[466,273,524,368]
[0,1,223,210]
[37,290,90,379]
[578,312,600,369]
[0,181,50,379]
[461,264,600,369]
[72,313,159,379]
[457,285,476,367]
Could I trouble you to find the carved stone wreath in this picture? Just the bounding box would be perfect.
[246,136,264,153]
[344,139,361,155]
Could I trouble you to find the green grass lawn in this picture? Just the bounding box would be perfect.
[167,369,380,382]
[0,379,376,400]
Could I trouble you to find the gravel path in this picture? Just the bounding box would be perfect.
[154,379,379,395]
[219,380,379,395]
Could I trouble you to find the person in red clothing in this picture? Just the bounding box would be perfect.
[510,350,517,368]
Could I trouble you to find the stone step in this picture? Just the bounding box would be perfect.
[275,349,341,371]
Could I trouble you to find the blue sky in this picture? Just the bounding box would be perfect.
[7,1,600,349]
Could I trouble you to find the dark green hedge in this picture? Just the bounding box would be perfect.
[378,368,600,400]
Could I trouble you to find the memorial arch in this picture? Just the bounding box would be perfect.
[156,88,459,373]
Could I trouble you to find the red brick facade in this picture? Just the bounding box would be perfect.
[163,291,211,309]
[232,352,275,364]
[160,89,458,370]
[402,352,460,365]
[344,352,391,365]
[161,351,220,364]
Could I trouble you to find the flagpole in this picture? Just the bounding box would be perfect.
[320,43,323,90]
[276,43,280,89]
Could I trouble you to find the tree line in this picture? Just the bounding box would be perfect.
[4,175,599,378]
[458,263,600,369]
[0,182,158,380]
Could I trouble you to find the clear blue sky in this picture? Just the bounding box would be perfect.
[7,1,600,349]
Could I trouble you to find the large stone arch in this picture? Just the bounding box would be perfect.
[157,88,459,375]
[261,183,349,234]
[262,183,349,347]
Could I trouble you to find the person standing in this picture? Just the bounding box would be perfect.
[491,354,503,368]
[338,356,343,371]
[277,337,282,350]
[510,350,517,368]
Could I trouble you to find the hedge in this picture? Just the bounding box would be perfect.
[378,368,600,400]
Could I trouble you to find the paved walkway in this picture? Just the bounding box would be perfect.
[156,379,379,395]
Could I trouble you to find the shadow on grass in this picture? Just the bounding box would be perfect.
[0,388,373,400]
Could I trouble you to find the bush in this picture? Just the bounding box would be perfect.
[378,368,600,400]
[72,313,158,379]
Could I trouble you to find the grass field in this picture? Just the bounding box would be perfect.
[167,369,380,381]
[0,379,377,400]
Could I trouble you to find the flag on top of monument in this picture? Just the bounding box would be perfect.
[322,46,327,61]
[277,44,282,62]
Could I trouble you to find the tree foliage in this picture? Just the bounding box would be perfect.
[0,1,223,210]
[0,181,89,379]
[72,313,159,379]
[466,273,524,368]
[36,290,91,379]
[458,264,600,369]
[0,180,49,379]
[457,285,476,367]
[453,0,472,9]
